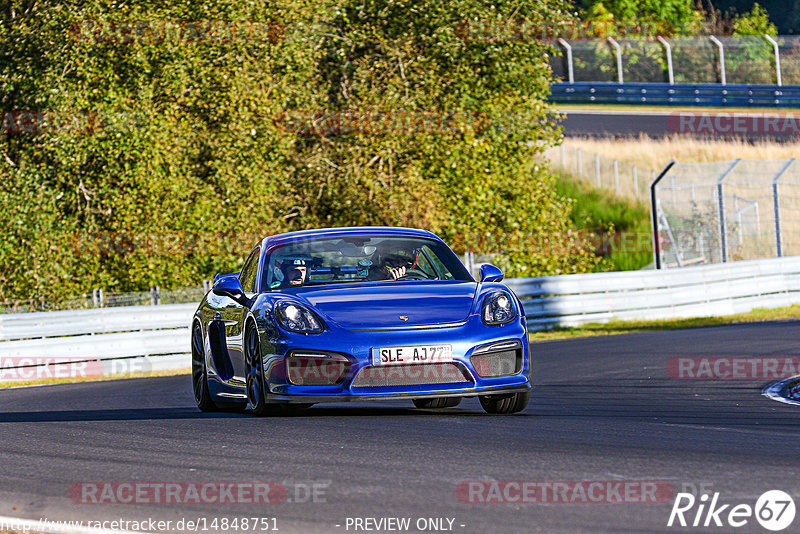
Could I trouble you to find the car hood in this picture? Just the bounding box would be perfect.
[288,281,478,330]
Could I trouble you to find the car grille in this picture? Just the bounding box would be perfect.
[350,363,472,388]
[470,348,522,378]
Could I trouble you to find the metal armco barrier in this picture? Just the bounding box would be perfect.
[506,256,800,331]
[0,304,195,378]
[1,256,799,375]
[549,82,800,108]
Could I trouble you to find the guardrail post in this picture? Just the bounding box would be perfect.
[771,158,795,257]
[650,160,676,270]
[607,36,623,84]
[557,38,574,84]
[716,159,741,263]
[203,280,212,293]
[709,36,726,85]
[657,36,674,85]
[92,288,104,308]
[764,35,782,86]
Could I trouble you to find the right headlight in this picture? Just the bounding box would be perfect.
[482,291,516,325]
[274,301,324,334]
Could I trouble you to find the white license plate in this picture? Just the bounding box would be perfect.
[371,345,453,366]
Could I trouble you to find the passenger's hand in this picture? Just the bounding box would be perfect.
[387,265,407,280]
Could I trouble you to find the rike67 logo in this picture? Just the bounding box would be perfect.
[668,490,796,531]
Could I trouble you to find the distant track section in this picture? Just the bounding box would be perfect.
[559,109,800,142]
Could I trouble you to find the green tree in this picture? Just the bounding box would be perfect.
[0,0,598,304]
[576,0,703,35]
[732,2,778,35]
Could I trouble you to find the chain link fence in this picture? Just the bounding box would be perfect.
[0,284,210,314]
[652,158,800,268]
[550,36,800,85]
[545,143,655,201]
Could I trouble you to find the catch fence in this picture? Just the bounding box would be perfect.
[652,158,800,268]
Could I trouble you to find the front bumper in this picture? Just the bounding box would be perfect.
[257,312,532,404]
[264,384,532,404]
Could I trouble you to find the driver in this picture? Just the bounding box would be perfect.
[279,258,309,287]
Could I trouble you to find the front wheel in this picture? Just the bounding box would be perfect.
[413,397,462,409]
[479,391,529,415]
[245,324,271,416]
[245,324,314,416]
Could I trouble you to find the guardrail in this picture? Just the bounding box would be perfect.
[549,82,800,107]
[1,256,799,381]
[0,303,196,381]
[506,256,800,330]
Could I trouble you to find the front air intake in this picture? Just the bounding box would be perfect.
[470,340,522,378]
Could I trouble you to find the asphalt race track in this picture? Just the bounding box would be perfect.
[559,109,800,142]
[1,321,800,533]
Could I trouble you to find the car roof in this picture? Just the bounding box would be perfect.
[262,227,443,252]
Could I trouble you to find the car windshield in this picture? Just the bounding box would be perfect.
[262,236,471,290]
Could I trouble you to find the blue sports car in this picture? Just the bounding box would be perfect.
[191,227,531,415]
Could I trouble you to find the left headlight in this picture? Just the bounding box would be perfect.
[482,291,516,325]
[274,301,324,334]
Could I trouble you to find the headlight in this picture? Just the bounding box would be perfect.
[482,291,516,325]
[274,301,324,334]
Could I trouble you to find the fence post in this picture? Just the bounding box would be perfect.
[670,175,677,205]
[657,36,674,85]
[650,160,676,270]
[771,158,795,257]
[92,288,104,308]
[764,35,782,86]
[577,148,583,177]
[709,36,726,85]
[557,38,574,83]
[464,252,474,276]
[607,37,623,84]
[595,154,601,187]
[716,159,741,263]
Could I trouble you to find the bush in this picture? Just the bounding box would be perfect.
[0,0,596,303]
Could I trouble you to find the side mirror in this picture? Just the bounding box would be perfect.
[212,275,249,306]
[479,264,504,283]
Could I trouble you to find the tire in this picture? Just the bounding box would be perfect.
[245,322,271,416]
[191,323,219,412]
[245,323,314,416]
[479,391,530,415]
[413,397,462,409]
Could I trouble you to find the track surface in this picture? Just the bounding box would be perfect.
[560,109,800,141]
[1,321,800,533]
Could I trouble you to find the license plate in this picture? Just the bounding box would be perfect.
[371,344,453,366]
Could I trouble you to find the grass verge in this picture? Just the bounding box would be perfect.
[556,170,652,271]
[531,305,800,341]
[0,367,190,390]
